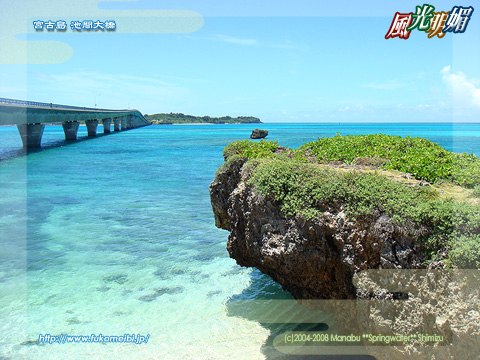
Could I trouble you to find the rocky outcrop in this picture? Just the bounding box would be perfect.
[250,128,268,139]
[209,157,426,300]
[209,153,480,359]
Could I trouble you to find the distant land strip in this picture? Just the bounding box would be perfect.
[144,113,261,124]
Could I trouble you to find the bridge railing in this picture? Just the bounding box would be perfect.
[0,97,128,112]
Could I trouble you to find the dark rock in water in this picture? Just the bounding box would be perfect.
[154,286,184,295]
[250,128,268,139]
[207,290,221,297]
[103,274,128,284]
[67,317,82,325]
[138,293,159,302]
[96,286,111,293]
[171,268,187,275]
[193,253,215,262]
[153,269,167,279]
[138,286,184,302]
[20,339,44,346]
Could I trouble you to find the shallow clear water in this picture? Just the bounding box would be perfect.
[0,123,479,359]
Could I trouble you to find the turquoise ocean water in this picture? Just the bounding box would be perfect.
[1,123,479,360]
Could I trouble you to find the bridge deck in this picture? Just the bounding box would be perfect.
[0,97,149,126]
[0,98,151,147]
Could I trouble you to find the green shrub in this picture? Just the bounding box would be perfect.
[300,134,480,188]
[214,154,245,176]
[247,157,338,218]
[449,234,480,268]
[248,157,436,221]
[223,140,279,160]
[472,184,480,198]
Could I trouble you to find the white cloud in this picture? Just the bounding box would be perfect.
[363,80,407,90]
[268,40,308,50]
[338,104,365,112]
[441,65,480,107]
[417,104,433,108]
[33,72,57,82]
[212,34,258,46]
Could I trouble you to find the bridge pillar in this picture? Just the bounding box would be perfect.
[17,123,45,148]
[121,117,127,130]
[102,118,112,134]
[85,119,98,137]
[62,121,80,140]
[113,118,120,131]
[126,115,133,129]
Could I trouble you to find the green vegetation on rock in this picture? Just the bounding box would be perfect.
[223,140,279,159]
[221,135,480,268]
[299,133,480,188]
[144,112,261,124]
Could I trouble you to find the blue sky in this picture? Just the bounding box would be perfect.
[1,0,479,122]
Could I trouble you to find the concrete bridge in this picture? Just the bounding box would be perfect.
[0,98,151,148]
